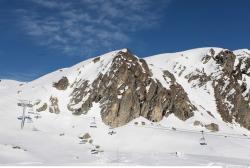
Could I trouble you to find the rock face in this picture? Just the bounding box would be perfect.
[187,49,250,130]
[53,76,69,90]
[92,57,100,63]
[205,123,219,132]
[193,120,203,127]
[68,50,196,127]
[36,103,48,112]
[212,51,250,129]
[49,96,60,114]
[79,133,91,139]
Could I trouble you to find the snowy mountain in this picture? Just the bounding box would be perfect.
[1,48,250,166]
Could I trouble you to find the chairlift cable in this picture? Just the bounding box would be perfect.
[127,124,250,140]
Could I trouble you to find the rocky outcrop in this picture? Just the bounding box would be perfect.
[185,70,211,88]
[201,48,215,64]
[169,83,196,120]
[79,133,91,139]
[68,49,196,127]
[212,50,250,129]
[213,50,236,75]
[205,123,219,132]
[193,120,203,126]
[68,80,90,115]
[188,49,250,130]
[92,57,100,63]
[36,103,48,112]
[49,96,60,114]
[53,76,69,90]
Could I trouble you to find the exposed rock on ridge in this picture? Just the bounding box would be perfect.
[68,49,196,127]
[53,76,69,90]
[186,48,250,130]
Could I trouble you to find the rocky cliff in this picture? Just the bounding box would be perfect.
[67,50,196,127]
[23,47,250,131]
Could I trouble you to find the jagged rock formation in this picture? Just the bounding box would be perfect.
[205,123,219,132]
[193,120,203,126]
[212,50,250,129]
[186,49,250,130]
[92,57,100,63]
[36,103,48,112]
[68,50,196,127]
[49,96,60,114]
[79,133,91,139]
[53,76,69,90]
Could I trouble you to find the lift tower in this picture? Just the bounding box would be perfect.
[17,100,33,129]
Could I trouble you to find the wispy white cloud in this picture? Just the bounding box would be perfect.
[17,0,171,57]
[29,0,71,9]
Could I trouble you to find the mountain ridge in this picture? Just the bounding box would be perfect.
[1,47,250,131]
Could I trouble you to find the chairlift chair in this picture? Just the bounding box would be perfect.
[18,115,32,121]
[108,123,116,135]
[25,116,33,123]
[91,151,98,155]
[200,131,207,145]
[90,117,97,128]
[79,139,87,144]
[25,115,32,119]
[90,122,97,128]
[34,114,42,119]
[108,130,116,135]
[28,107,34,114]
[17,116,23,120]
[199,137,207,145]
[91,149,98,154]
[34,112,42,119]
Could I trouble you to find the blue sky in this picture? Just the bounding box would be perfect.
[0,0,250,81]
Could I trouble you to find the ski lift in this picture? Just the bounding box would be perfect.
[90,117,97,128]
[28,108,35,114]
[17,116,23,120]
[108,130,116,135]
[28,111,35,114]
[18,115,32,122]
[79,139,88,144]
[34,112,42,119]
[200,130,207,145]
[25,116,33,123]
[34,115,42,119]
[91,149,98,154]
[108,122,116,135]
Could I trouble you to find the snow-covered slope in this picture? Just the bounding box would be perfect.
[1,48,250,166]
